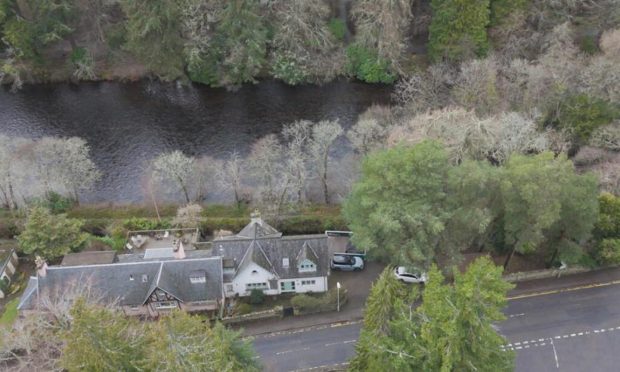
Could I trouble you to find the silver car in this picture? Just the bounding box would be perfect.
[331,255,364,271]
[394,266,427,284]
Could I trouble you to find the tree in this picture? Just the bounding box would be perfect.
[452,57,500,116]
[282,121,312,204]
[343,141,452,268]
[269,0,341,85]
[428,0,491,62]
[62,298,148,371]
[349,267,419,371]
[545,93,618,145]
[151,150,196,203]
[346,117,388,156]
[247,134,285,204]
[0,135,31,209]
[18,206,88,260]
[202,0,268,87]
[121,0,184,80]
[145,311,260,371]
[216,151,245,206]
[500,152,599,268]
[350,257,514,371]
[172,203,204,228]
[309,120,343,203]
[350,0,413,76]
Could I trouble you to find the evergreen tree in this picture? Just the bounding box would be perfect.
[350,257,514,371]
[428,0,491,62]
[61,298,148,371]
[121,0,184,80]
[18,206,88,260]
[146,311,260,371]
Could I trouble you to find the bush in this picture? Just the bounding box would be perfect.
[546,94,618,144]
[122,217,171,231]
[236,303,253,315]
[594,193,620,239]
[291,287,347,315]
[345,44,396,84]
[328,18,346,41]
[490,0,530,27]
[597,239,620,265]
[249,289,265,305]
[271,51,308,85]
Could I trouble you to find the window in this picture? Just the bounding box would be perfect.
[154,301,177,309]
[129,275,134,281]
[189,271,206,284]
[246,282,268,290]
[280,281,296,292]
[142,274,148,283]
[225,284,234,292]
[298,259,316,273]
[282,258,289,268]
[301,280,316,286]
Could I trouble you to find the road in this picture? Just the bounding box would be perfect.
[253,277,620,371]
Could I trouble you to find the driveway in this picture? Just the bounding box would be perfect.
[239,261,385,336]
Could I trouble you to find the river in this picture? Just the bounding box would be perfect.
[0,80,391,203]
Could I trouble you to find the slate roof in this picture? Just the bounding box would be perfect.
[61,251,117,266]
[213,234,329,280]
[228,217,282,239]
[18,257,223,310]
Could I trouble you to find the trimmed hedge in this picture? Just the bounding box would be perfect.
[291,287,347,315]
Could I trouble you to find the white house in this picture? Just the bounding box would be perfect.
[214,213,329,297]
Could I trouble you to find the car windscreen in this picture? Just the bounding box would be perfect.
[332,255,353,264]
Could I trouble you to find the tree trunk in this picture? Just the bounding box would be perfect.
[322,152,329,204]
[177,177,190,203]
[73,187,80,206]
[503,247,516,270]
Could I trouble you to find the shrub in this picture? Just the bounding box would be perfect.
[345,44,396,84]
[490,0,530,27]
[328,18,346,41]
[597,239,620,265]
[594,193,620,239]
[0,276,9,294]
[271,51,308,85]
[236,303,253,315]
[249,289,265,305]
[45,192,76,214]
[546,94,618,144]
[122,217,171,231]
[291,287,347,314]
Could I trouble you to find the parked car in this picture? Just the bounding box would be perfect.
[331,254,364,271]
[394,266,427,284]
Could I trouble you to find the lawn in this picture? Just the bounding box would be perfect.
[0,298,19,328]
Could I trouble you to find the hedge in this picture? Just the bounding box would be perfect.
[291,288,348,315]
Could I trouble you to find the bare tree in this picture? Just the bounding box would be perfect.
[215,151,245,206]
[0,136,31,210]
[247,134,284,203]
[346,117,388,156]
[269,0,343,83]
[453,56,501,117]
[151,150,196,203]
[351,0,413,73]
[387,107,550,164]
[309,120,343,204]
[172,203,204,228]
[282,120,312,203]
[393,62,456,113]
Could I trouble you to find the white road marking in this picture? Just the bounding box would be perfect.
[550,338,560,369]
[276,347,310,355]
[324,339,357,347]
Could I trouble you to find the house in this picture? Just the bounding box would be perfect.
[213,212,330,297]
[18,252,224,318]
[0,248,18,298]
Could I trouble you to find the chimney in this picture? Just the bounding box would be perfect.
[174,240,186,259]
[250,209,262,225]
[35,256,47,277]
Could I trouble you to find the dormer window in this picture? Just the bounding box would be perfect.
[282,258,289,268]
[189,271,206,284]
[129,275,134,281]
[298,259,316,273]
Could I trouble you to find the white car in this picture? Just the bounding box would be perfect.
[394,266,427,284]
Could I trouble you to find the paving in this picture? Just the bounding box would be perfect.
[252,267,620,371]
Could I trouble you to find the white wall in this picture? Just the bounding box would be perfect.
[231,262,277,297]
[279,276,327,294]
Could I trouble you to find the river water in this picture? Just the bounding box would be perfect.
[0,80,391,203]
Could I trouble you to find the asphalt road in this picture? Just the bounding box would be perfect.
[253,279,620,371]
